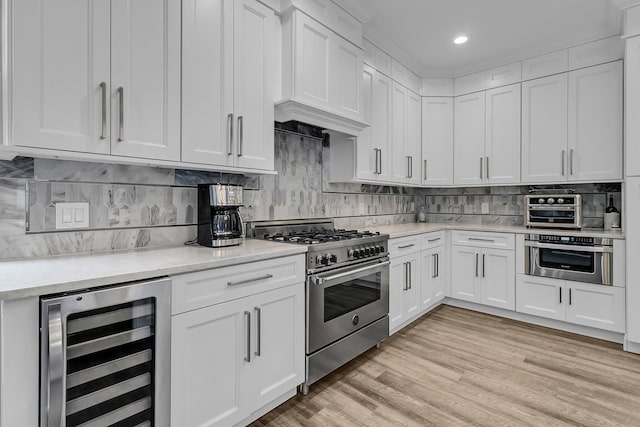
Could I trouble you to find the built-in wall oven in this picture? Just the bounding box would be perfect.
[525,234,613,285]
[525,194,582,229]
[40,278,171,427]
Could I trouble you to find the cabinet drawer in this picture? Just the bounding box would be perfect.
[172,255,306,314]
[451,230,515,250]
[389,235,421,256]
[421,231,446,250]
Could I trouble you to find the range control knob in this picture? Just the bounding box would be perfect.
[374,246,381,254]
[317,255,329,266]
[329,254,338,264]
[547,197,555,204]
[364,247,371,256]
[353,249,361,258]
[538,198,545,204]
[348,249,355,258]
[379,245,385,254]
[557,198,565,204]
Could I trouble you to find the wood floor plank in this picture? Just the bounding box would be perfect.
[250,306,640,427]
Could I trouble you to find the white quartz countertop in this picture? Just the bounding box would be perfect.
[0,239,307,301]
[366,223,625,240]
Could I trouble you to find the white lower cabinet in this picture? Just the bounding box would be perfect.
[421,246,446,310]
[516,274,625,333]
[389,252,421,332]
[451,245,515,310]
[171,256,305,427]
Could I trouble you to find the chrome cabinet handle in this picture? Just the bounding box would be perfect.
[424,159,428,181]
[374,149,381,174]
[47,303,65,427]
[398,244,415,249]
[570,149,574,175]
[559,286,563,304]
[432,254,437,278]
[468,237,495,243]
[480,157,483,179]
[428,237,441,243]
[407,156,411,178]
[254,307,261,357]
[314,261,389,285]
[100,82,107,140]
[475,253,479,277]
[408,262,412,289]
[244,311,251,362]
[561,150,566,175]
[117,87,124,141]
[482,254,486,278]
[228,274,273,287]
[403,262,408,290]
[486,157,490,179]
[237,116,244,157]
[227,113,234,155]
[569,288,572,306]
[436,253,439,278]
[409,156,413,178]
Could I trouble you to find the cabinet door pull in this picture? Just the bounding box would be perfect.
[373,149,380,174]
[100,82,107,140]
[46,303,64,427]
[408,262,412,289]
[254,307,261,357]
[237,116,244,157]
[480,157,483,179]
[468,237,495,243]
[486,157,490,179]
[403,262,408,290]
[475,253,479,277]
[432,254,437,278]
[569,288,572,305]
[428,237,441,243]
[398,244,415,249]
[482,254,486,278]
[117,87,124,141]
[378,149,382,174]
[228,274,273,287]
[227,113,234,155]
[561,150,566,176]
[407,156,411,178]
[570,149,574,175]
[244,311,251,363]
[559,286,562,304]
[424,159,428,181]
[436,253,439,278]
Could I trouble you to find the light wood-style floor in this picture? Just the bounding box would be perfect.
[251,305,640,426]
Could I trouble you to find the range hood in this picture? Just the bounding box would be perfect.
[274,98,370,137]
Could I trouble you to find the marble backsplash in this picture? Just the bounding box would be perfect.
[0,132,414,260]
[416,183,622,228]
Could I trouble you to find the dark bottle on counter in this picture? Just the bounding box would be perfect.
[606,196,619,213]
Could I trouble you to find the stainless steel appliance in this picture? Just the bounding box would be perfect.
[197,184,244,247]
[525,194,582,229]
[525,234,613,285]
[248,219,389,395]
[40,278,171,427]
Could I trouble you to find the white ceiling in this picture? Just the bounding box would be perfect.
[335,0,622,77]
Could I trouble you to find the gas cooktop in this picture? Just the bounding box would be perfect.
[262,229,382,245]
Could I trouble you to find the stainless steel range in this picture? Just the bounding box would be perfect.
[248,219,389,395]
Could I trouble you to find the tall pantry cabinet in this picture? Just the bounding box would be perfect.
[10,0,181,161]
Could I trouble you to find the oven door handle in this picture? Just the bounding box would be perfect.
[525,241,612,253]
[312,261,390,286]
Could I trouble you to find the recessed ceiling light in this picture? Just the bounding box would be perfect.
[454,36,468,45]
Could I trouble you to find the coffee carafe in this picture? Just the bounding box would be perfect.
[197,184,244,247]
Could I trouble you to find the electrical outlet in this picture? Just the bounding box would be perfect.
[481,202,490,214]
[55,202,90,229]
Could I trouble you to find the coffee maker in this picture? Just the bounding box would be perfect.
[197,184,244,247]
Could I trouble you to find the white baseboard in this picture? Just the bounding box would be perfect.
[237,387,297,426]
[624,339,640,354]
[442,298,625,344]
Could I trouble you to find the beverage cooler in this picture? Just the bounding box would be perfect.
[39,278,171,427]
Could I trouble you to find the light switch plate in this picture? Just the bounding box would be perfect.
[55,202,90,229]
[481,202,490,214]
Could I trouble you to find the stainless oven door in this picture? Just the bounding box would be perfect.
[525,241,612,285]
[307,258,389,354]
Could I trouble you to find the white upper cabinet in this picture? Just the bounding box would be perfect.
[182,0,275,171]
[11,0,180,161]
[11,0,111,154]
[567,61,623,182]
[521,74,568,183]
[522,62,622,184]
[421,97,454,186]
[331,37,364,119]
[454,92,486,186]
[391,83,421,185]
[110,0,181,161]
[485,84,521,184]
[406,90,422,186]
[626,37,640,177]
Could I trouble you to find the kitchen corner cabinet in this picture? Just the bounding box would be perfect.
[516,275,625,333]
[450,233,515,310]
[522,61,622,183]
[11,0,180,161]
[420,240,446,310]
[182,0,276,171]
[421,97,454,186]
[391,84,422,185]
[454,84,521,186]
[171,255,305,427]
